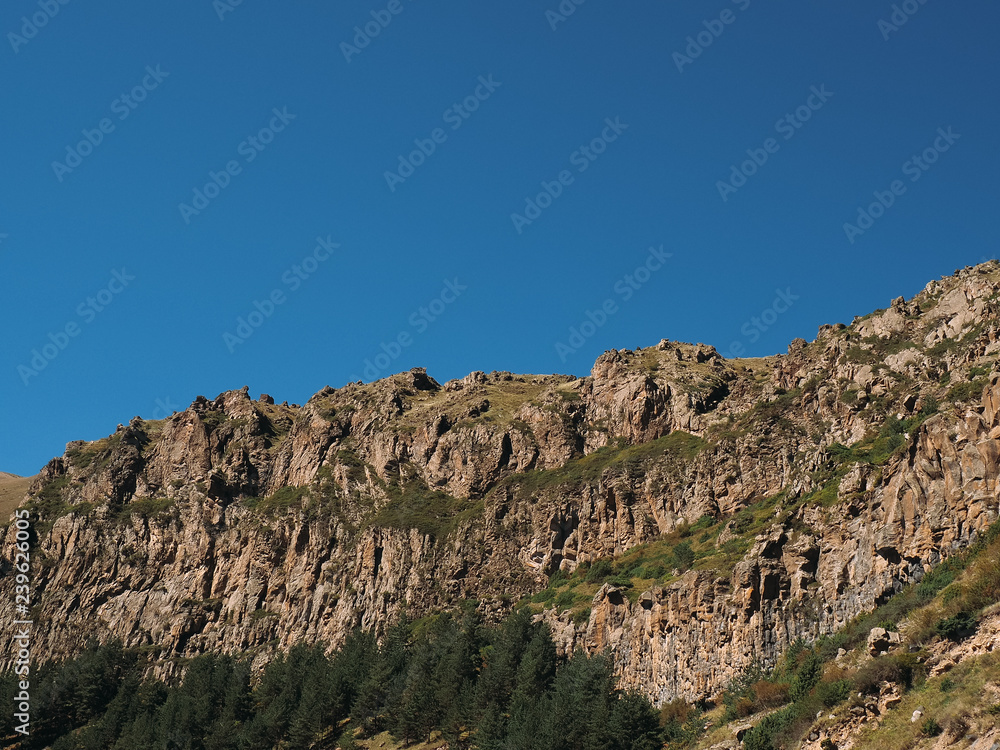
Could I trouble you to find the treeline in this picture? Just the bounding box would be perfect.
[0,607,663,750]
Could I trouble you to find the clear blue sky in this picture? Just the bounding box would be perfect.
[2,0,998,476]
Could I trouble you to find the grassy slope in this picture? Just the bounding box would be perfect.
[0,472,33,522]
[852,649,1000,750]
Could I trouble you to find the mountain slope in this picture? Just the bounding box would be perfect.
[2,262,999,708]
[0,472,32,525]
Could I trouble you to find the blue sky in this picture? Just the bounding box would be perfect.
[2,0,998,476]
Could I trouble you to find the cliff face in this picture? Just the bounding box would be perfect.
[3,263,999,703]
[561,378,999,703]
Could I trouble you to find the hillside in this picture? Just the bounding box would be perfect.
[2,262,1000,747]
[0,472,32,526]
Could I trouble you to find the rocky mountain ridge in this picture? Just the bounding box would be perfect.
[2,262,999,706]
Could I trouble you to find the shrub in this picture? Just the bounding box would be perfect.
[919,396,939,417]
[961,555,1000,611]
[914,565,956,601]
[927,337,958,357]
[935,611,976,641]
[853,653,924,694]
[946,378,988,403]
[752,680,791,709]
[660,699,701,744]
[942,586,963,604]
[690,514,716,533]
[720,537,753,558]
[789,653,823,701]
[865,419,908,465]
[548,569,569,587]
[742,705,798,750]
[777,639,805,672]
[244,485,310,514]
[729,509,755,535]
[118,497,174,522]
[672,541,695,571]
[722,662,767,721]
[947,715,969,740]
[555,590,577,608]
[815,679,852,708]
[637,562,669,579]
[586,559,613,583]
[920,717,942,737]
[735,696,756,718]
[660,698,692,734]
[619,561,643,578]
[531,589,555,604]
[25,476,72,527]
[845,347,876,365]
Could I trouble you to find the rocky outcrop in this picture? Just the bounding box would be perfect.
[866,626,902,656]
[3,262,1000,705]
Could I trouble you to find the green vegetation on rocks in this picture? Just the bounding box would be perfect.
[505,431,707,494]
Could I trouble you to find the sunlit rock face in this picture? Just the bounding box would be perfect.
[4,262,999,704]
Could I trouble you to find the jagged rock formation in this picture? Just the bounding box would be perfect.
[2,262,999,704]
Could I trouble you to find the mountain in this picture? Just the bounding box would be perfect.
[3,262,1000,747]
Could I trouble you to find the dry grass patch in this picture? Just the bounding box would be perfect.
[0,472,33,521]
[395,375,567,431]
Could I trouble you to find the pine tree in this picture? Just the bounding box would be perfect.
[607,691,665,750]
[351,616,411,735]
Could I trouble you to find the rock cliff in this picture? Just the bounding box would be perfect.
[3,262,999,705]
